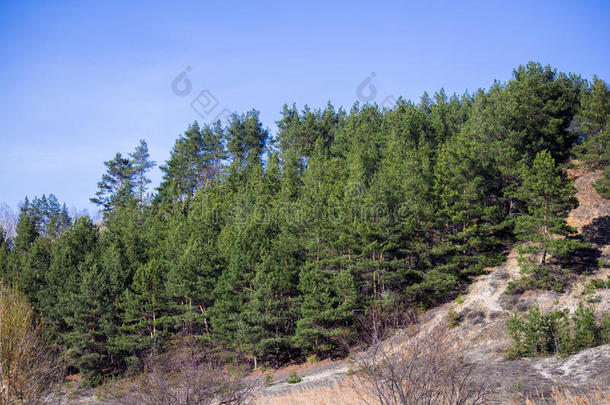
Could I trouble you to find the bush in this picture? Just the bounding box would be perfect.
[264,373,274,386]
[352,311,489,405]
[108,337,256,405]
[507,303,606,358]
[509,258,569,294]
[447,307,460,328]
[287,370,302,384]
[506,265,573,295]
[0,283,63,405]
[587,277,609,289]
[506,276,536,295]
[570,303,598,350]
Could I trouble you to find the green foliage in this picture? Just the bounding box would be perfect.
[7,63,603,383]
[158,122,224,200]
[507,304,606,358]
[507,264,568,294]
[447,307,460,328]
[510,150,587,292]
[91,152,135,213]
[65,260,117,386]
[501,62,583,163]
[287,370,302,384]
[264,373,274,386]
[571,75,610,198]
[515,151,580,263]
[587,276,610,290]
[293,264,356,358]
[130,139,156,204]
[18,194,72,238]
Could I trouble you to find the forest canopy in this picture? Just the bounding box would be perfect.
[1,62,609,385]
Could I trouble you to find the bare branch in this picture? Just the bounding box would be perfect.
[351,307,489,405]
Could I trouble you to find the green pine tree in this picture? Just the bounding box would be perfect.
[572,76,610,198]
[129,139,156,204]
[514,150,582,290]
[91,153,135,213]
[64,260,116,386]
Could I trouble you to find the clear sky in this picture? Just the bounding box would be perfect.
[1,0,609,216]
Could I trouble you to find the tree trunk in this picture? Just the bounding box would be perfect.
[542,200,549,266]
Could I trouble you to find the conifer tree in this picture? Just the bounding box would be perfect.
[17,237,51,305]
[515,150,581,277]
[26,194,71,237]
[241,238,300,366]
[431,137,504,277]
[159,122,225,200]
[13,199,38,252]
[129,139,156,204]
[40,217,98,334]
[573,76,610,149]
[501,62,583,163]
[120,259,168,355]
[91,152,135,212]
[65,261,116,386]
[294,264,356,358]
[572,76,610,197]
[226,110,269,167]
[210,167,272,354]
[238,155,302,365]
[165,235,218,334]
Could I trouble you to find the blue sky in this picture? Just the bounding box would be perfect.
[1,0,609,216]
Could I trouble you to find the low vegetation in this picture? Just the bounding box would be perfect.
[506,303,610,358]
[106,336,256,405]
[286,371,302,384]
[0,283,62,405]
[349,309,489,405]
[518,387,610,405]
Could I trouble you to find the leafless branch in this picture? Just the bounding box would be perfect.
[351,307,489,405]
[108,337,256,405]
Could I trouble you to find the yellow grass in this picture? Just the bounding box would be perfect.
[519,387,610,405]
[253,378,376,405]
[255,382,610,405]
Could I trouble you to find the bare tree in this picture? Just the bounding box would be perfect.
[351,308,489,405]
[109,337,256,405]
[69,206,89,225]
[0,283,63,405]
[0,205,16,240]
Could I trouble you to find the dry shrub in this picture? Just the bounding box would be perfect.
[108,337,256,405]
[518,387,610,404]
[351,308,489,405]
[0,283,63,405]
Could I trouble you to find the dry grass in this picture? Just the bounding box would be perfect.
[252,358,339,380]
[256,320,489,405]
[254,378,375,405]
[516,387,610,404]
[257,385,610,405]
